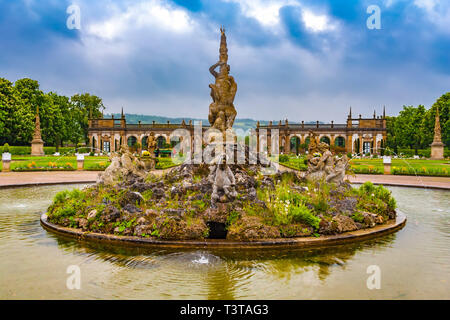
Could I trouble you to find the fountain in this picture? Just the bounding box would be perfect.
[40,28,405,247]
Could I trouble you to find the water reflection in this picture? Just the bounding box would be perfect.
[46,228,399,299]
[0,184,448,299]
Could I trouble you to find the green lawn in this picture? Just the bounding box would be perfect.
[279,155,308,171]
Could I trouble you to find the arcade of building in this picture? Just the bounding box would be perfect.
[88,108,387,155]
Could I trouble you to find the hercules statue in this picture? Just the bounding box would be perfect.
[208,27,237,133]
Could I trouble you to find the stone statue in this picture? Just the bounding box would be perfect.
[208,27,237,133]
[31,106,45,156]
[307,130,319,155]
[306,130,349,184]
[431,107,445,159]
[97,145,146,185]
[326,155,349,184]
[147,132,157,156]
[209,155,237,207]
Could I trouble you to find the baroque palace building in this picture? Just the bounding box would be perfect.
[88,108,387,155]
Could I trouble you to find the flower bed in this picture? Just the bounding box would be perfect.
[392,166,449,177]
[12,161,75,171]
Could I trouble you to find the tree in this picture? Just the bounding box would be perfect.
[40,92,73,149]
[0,78,15,145]
[391,105,426,154]
[423,92,450,147]
[70,93,104,144]
[11,78,44,145]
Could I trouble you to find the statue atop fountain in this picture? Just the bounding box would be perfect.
[208,27,237,133]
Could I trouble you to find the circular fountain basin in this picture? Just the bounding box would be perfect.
[40,211,406,249]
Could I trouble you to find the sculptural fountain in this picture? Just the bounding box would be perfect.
[41,28,403,245]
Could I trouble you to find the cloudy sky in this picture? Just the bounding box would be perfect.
[1,0,449,122]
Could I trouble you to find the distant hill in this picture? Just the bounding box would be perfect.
[108,113,319,132]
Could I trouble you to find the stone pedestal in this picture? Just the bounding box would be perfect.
[76,154,84,170]
[430,142,444,160]
[2,153,11,172]
[383,156,391,174]
[31,139,44,156]
[2,160,11,172]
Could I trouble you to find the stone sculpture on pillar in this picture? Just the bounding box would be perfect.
[208,27,237,133]
[31,106,45,156]
[147,132,157,156]
[430,108,445,160]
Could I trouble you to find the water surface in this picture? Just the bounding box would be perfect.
[0,184,448,299]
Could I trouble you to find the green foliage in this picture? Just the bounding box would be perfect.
[2,143,9,153]
[387,197,397,210]
[290,204,320,230]
[351,211,364,223]
[278,154,289,163]
[0,77,103,146]
[386,93,450,152]
[355,183,396,216]
[359,181,375,195]
[192,199,207,210]
[259,179,321,230]
[226,210,240,228]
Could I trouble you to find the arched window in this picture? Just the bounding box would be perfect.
[335,136,345,147]
[142,136,148,149]
[127,136,137,147]
[320,136,330,145]
[156,136,166,148]
[305,137,310,146]
[290,136,300,155]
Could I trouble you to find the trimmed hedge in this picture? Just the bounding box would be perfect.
[4,146,92,155]
[385,148,449,158]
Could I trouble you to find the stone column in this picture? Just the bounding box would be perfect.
[110,136,115,152]
[285,135,290,153]
[347,135,352,153]
[372,135,377,154]
[359,136,363,154]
